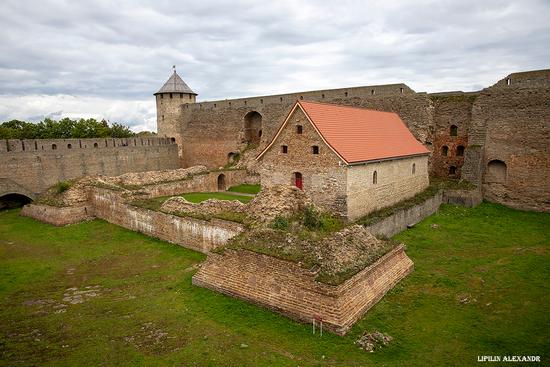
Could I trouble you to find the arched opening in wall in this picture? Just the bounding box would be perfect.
[243,111,262,145]
[171,137,176,143]
[67,144,72,149]
[441,145,448,156]
[486,160,507,184]
[0,193,32,210]
[52,144,57,150]
[93,143,98,148]
[457,145,465,156]
[449,166,457,175]
[293,172,303,190]
[217,174,226,191]
[450,125,458,136]
[412,163,416,174]
[227,152,240,165]
[373,171,378,184]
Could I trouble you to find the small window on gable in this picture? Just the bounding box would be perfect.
[296,125,303,134]
[373,171,378,184]
[312,145,319,154]
[457,145,465,156]
[506,78,511,86]
[442,145,449,156]
[450,125,458,136]
[300,96,303,100]
[281,145,288,154]
[400,87,404,94]
[412,163,416,174]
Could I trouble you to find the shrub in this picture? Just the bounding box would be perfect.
[272,216,289,231]
[55,181,71,194]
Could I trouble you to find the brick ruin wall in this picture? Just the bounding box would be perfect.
[89,187,243,253]
[346,155,430,220]
[0,137,179,196]
[193,245,414,335]
[20,204,94,226]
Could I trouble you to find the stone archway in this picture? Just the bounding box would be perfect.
[0,193,32,210]
[486,160,507,183]
[243,111,262,145]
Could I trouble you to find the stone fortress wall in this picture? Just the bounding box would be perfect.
[0,137,179,195]
[160,69,550,212]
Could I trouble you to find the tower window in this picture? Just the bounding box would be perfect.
[296,125,303,134]
[169,93,173,99]
[281,145,288,154]
[67,144,72,149]
[450,125,458,136]
[412,163,416,174]
[373,171,378,184]
[449,166,457,175]
[506,78,511,86]
[300,96,303,100]
[371,89,375,95]
[312,145,319,154]
[442,145,449,156]
[457,145,465,156]
[162,115,164,121]
[260,99,263,104]
[280,97,283,102]
[322,94,325,98]
[400,87,404,94]
[93,143,98,148]
[344,92,348,97]
[189,94,192,100]
[180,93,183,98]
[52,144,57,150]
[160,94,163,99]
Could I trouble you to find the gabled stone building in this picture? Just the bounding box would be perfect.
[256,101,430,220]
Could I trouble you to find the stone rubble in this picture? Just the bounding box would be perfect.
[355,331,393,352]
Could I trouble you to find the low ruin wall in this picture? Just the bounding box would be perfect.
[443,189,483,207]
[89,188,243,253]
[364,191,443,238]
[20,203,94,226]
[193,245,413,335]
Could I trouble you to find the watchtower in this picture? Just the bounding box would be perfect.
[155,66,197,140]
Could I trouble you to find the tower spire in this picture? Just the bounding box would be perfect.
[173,65,176,74]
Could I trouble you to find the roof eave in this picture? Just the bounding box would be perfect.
[345,152,430,166]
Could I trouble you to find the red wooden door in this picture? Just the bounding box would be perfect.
[294,173,303,189]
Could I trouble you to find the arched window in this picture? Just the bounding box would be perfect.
[412,163,416,174]
[243,111,262,144]
[456,145,465,156]
[52,144,57,150]
[170,137,176,143]
[449,166,457,175]
[373,171,378,184]
[67,144,72,149]
[93,143,98,148]
[294,172,303,189]
[312,146,319,154]
[486,160,507,183]
[450,125,458,136]
[441,145,449,156]
[258,130,262,138]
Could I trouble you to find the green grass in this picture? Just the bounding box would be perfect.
[227,184,261,195]
[0,203,548,366]
[182,192,252,203]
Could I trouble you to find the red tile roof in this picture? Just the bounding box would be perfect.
[257,100,430,164]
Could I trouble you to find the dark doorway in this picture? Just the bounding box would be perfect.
[294,172,303,190]
[217,174,226,191]
[0,193,32,210]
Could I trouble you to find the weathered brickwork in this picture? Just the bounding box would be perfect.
[258,108,348,216]
[0,137,179,196]
[193,245,414,335]
[89,188,243,253]
[20,204,94,226]
[346,156,430,220]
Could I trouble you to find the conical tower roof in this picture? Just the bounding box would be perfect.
[154,67,197,95]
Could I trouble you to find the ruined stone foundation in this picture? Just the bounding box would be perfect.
[192,245,413,335]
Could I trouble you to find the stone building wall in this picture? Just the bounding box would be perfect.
[192,245,414,335]
[346,155,430,220]
[0,137,179,195]
[429,93,477,178]
[257,108,348,216]
[470,82,550,212]
[20,204,94,226]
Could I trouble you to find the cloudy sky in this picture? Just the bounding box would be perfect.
[1,0,549,132]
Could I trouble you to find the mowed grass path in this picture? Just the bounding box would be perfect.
[0,203,548,366]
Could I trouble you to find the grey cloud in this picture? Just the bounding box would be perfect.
[0,0,549,130]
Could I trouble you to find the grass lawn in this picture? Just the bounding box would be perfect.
[182,192,252,203]
[227,184,261,195]
[0,203,548,366]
